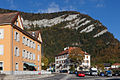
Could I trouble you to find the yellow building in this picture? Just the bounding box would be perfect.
[0,12,42,74]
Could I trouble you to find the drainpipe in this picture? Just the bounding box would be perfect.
[11,26,13,75]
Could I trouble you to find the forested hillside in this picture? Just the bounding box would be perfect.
[0,8,120,65]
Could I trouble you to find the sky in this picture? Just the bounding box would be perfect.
[0,0,120,40]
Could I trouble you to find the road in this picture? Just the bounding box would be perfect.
[39,73,120,80]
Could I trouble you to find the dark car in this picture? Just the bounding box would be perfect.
[113,71,120,76]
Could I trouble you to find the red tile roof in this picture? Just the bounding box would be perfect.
[57,47,89,56]
[112,63,120,66]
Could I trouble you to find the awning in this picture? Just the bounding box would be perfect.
[23,62,37,67]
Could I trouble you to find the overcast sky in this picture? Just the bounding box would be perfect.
[0,0,120,40]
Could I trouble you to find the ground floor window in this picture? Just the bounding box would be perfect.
[0,62,3,71]
[15,63,19,71]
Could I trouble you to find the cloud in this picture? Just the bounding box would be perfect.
[96,4,104,8]
[37,2,76,13]
[7,0,17,9]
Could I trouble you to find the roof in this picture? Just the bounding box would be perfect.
[27,31,40,39]
[0,12,42,43]
[56,47,89,56]
[0,12,19,25]
[112,63,120,66]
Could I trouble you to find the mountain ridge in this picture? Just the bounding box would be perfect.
[0,8,120,65]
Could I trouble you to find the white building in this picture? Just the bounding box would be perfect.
[111,63,120,68]
[55,47,90,72]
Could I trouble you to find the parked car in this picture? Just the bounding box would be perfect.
[113,71,120,76]
[99,72,105,77]
[84,71,90,75]
[77,72,85,77]
[90,67,98,76]
[69,71,74,74]
[105,70,112,77]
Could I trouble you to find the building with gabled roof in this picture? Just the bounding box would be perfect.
[55,47,90,72]
[0,12,42,74]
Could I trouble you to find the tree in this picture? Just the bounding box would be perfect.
[41,56,49,70]
[68,47,85,70]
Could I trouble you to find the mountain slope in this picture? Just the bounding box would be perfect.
[0,8,120,64]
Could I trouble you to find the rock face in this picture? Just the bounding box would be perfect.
[23,12,107,38]
[0,9,120,64]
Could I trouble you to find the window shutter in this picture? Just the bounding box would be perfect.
[14,32,16,40]
[22,50,24,58]
[31,41,33,48]
[22,37,25,44]
[17,48,19,56]
[38,55,39,61]
[17,33,20,42]
[34,43,36,49]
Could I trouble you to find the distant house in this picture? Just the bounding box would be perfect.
[55,47,90,72]
[111,63,120,68]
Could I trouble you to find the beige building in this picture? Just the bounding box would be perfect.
[0,12,42,74]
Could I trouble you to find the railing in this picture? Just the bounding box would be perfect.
[0,70,51,75]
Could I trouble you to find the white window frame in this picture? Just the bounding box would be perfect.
[33,53,35,60]
[22,36,25,44]
[0,29,4,39]
[22,49,25,58]
[38,45,40,51]
[14,46,19,56]
[14,31,20,42]
[28,39,30,47]
[15,62,19,71]
[0,45,4,55]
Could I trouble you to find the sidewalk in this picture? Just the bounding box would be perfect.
[0,74,55,80]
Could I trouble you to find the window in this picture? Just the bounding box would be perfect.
[22,36,25,44]
[16,20,18,26]
[33,42,36,49]
[28,39,30,47]
[86,56,88,59]
[14,46,19,56]
[28,52,31,59]
[38,45,40,51]
[25,50,27,59]
[14,31,19,42]
[25,38,27,46]
[27,38,29,46]
[38,55,40,61]
[30,41,33,48]
[30,53,32,60]
[15,63,18,71]
[0,62,3,71]
[86,60,89,63]
[27,51,29,59]
[0,29,4,39]
[0,45,4,55]
[22,50,25,58]
[33,53,35,60]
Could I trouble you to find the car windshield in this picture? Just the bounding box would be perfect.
[92,70,97,72]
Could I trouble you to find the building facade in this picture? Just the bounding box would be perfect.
[111,63,120,69]
[0,12,42,74]
[55,47,90,72]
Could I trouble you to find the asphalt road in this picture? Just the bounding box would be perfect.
[39,74,120,80]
